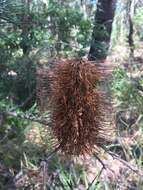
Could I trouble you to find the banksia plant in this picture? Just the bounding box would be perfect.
[49,59,113,156]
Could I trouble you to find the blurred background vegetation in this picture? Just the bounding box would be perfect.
[0,0,143,189]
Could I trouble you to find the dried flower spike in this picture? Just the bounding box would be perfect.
[50,59,112,155]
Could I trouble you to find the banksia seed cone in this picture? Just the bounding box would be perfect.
[50,59,113,155]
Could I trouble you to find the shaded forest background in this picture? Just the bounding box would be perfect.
[0,0,143,189]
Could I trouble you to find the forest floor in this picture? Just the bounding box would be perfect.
[15,52,143,189]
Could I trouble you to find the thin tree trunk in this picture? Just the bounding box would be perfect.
[20,0,32,55]
[128,0,135,58]
[88,0,116,61]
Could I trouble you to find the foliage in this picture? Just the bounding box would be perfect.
[0,0,92,108]
[134,7,143,39]
[110,65,143,189]
[44,0,92,56]
[111,67,143,112]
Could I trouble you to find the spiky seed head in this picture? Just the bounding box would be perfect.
[49,59,113,155]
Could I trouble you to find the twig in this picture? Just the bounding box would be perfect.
[39,146,61,189]
[101,146,143,177]
[109,151,143,177]
[131,114,143,128]
[45,145,61,162]
[87,166,104,190]
[10,89,36,111]
[40,161,48,190]
[93,154,106,170]
[1,111,50,125]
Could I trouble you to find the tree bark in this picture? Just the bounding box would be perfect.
[128,0,135,58]
[88,0,116,60]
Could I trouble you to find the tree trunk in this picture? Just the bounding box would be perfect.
[128,0,135,58]
[88,0,116,60]
[20,0,32,55]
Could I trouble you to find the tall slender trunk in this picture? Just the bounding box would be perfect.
[128,0,135,58]
[20,0,32,55]
[88,0,116,60]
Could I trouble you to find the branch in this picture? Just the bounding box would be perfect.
[101,146,143,177]
[45,145,61,162]
[87,166,104,190]
[10,89,36,111]
[1,111,50,126]
[0,16,20,25]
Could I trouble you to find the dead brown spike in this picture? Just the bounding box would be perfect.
[49,59,113,156]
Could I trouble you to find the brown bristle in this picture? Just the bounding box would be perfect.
[49,59,113,155]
